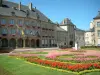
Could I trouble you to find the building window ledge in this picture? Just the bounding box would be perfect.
[38,27,40,29]
[1,24,6,26]
[12,34,16,36]
[2,34,7,36]
[32,26,36,28]
[26,25,30,28]
[19,25,23,27]
[9,24,14,26]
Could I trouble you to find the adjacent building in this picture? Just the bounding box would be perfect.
[60,18,76,47]
[85,11,100,46]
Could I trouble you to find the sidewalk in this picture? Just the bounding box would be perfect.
[12,47,60,52]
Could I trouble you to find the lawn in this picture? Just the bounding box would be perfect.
[20,51,48,54]
[81,48,100,51]
[0,55,75,75]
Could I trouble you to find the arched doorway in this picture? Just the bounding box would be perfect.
[9,38,16,48]
[1,38,8,47]
[17,38,23,47]
[36,39,40,47]
[69,41,73,47]
[31,39,35,47]
[25,39,30,47]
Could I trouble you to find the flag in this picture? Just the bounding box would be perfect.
[21,29,24,36]
[16,24,24,36]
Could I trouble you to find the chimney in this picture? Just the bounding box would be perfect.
[0,0,3,7]
[18,2,21,10]
[98,11,100,15]
[35,7,36,9]
[29,2,32,10]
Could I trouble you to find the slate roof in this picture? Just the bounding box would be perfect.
[85,28,94,32]
[93,11,100,19]
[60,18,74,25]
[0,1,50,22]
[75,28,85,32]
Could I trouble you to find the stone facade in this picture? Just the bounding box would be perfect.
[85,11,100,46]
[75,28,85,47]
[0,0,85,49]
[0,0,56,48]
[85,31,94,46]
[60,18,76,47]
[55,25,68,47]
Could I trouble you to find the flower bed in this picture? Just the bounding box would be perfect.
[9,55,100,72]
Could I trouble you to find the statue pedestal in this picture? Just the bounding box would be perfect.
[75,42,78,50]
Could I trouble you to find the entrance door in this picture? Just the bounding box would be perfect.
[36,39,40,47]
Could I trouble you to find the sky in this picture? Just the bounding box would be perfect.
[9,0,100,30]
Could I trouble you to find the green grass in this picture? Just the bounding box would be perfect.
[82,72,100,75]
[81,48,100,51]
[0,65,13,75]
[0,55,74,75]
[0,55,100,75]
[21,51,48,54]
[34,51,48,54]
[57,54,74,58]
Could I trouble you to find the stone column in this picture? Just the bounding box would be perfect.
[16,39,17,48]
[39,39,42,48]
[30,39,31,47]
[8,39,9,47]
[35,39,36,48]
[23,39,25,48]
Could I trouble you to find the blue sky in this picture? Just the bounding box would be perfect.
[10,0,100,30]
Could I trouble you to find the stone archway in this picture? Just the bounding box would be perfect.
[69,41,73,47]
[36,39,40,47]
[9,38,16,48]
[1,38,8,47]
[31,39,35,47]
[17,38,23,47]
[25,39,30,47]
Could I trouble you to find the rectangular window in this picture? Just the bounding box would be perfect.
[42,40,44,44]
[2,28,7,34]
[18,20,23,25]
[10,29,16,34]
[25,29,30,35]
[25,21,29,25]
[98,30,100,37]
[18,29,21,35]
[10,19,14,25]
[1,19,6,24]
[97,22,100,27]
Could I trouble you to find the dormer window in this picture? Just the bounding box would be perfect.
[26,10,29,17]
[1,18,6,25]
[36,13,40,19]
[11,11,15,16]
